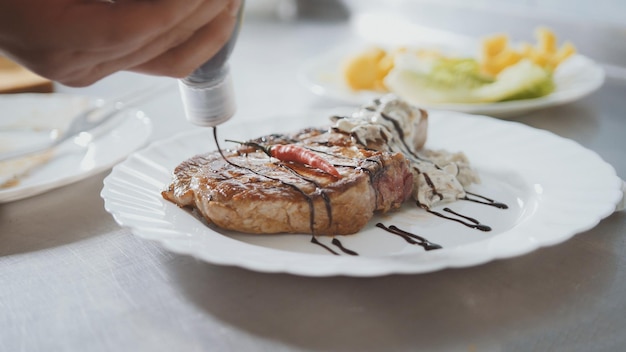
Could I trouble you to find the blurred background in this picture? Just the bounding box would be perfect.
[3,0,623,95]
[244,0,626,71]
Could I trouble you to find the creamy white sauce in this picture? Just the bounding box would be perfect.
[332,94,479,208]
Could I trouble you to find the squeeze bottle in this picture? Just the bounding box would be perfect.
[178,4,244,126]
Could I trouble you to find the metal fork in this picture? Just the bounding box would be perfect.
[0,83,171,162]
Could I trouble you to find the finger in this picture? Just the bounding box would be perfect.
[56,0,237,85]
[69,0,231,60]
[7,0,214,84]
[83,0,223,50]
[129,1,241,78]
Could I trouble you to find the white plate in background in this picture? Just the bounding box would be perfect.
[0,93,152,203]
[298,44,605,118]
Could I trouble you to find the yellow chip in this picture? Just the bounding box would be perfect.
[519,42,534,57]
[527,48,552,68]
[496,49,523,68]
[482,33,509,58]
[553,41,576,65]
[377,54,395,78]
[482,49,523,76]
[536,27,557,54]
[343,47,389,91]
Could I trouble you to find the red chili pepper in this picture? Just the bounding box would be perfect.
[227,140,341,178]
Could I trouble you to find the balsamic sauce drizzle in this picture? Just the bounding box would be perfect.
[421,204,492,232]
[376,223,442,251]
[463,191,509,209]
[380,112,422,161]
[421,171,444,201]
[331,238,358,256]
[310,236,339,255]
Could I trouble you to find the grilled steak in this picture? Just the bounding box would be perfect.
[162,94,479,235]
[162,127,413,236]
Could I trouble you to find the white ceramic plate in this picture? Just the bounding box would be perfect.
[0,93,152,203]
[101,110,623,277]
[298,45,605,118]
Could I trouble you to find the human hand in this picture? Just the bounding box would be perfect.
[0,0,242,86]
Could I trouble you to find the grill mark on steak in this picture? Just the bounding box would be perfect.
[297,146,388,211]
[277,163,333,229]
[213,127,318,234]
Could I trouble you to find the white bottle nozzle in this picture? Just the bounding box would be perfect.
[179,66,236,127]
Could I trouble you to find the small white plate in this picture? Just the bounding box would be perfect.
[298,45,605,118]
[0,93,152,203]
[101,110,623,277]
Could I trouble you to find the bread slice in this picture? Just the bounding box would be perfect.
[0,57,54,93]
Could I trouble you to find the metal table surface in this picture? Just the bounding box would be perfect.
[1,8,625,352]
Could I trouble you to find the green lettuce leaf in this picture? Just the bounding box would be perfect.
[385,55,554,104]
